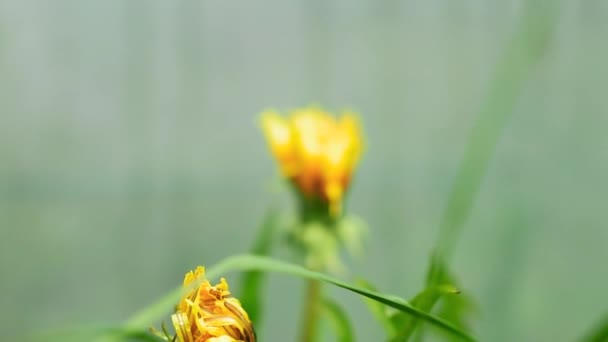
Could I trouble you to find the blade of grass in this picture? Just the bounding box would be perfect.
[429,0,559,284]
[434,291,476,342]
[420,262,477,342]
[126,254,476,341]
[391,284,460,341]
[240,208,278,324]
[322,297,355,342]
[355,278,397,337]
[483,207,530,341]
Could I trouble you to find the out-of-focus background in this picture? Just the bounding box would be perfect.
[0,1,606,341]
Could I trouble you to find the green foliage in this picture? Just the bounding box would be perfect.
[419,260,475,342]
[122,255,475,341]
[436,291,477,340]
[292,221,343,272]
[398,3,562,341]
[579,313,608,342]
[391,284,460,342]
[322,297,355,342]
[239,209,279,325]
[336,215,368,260]
[429,0,559,280]
[404,2,561,341]
[288,214,367,274]
[356,279,398,337]
[356,277,461,342]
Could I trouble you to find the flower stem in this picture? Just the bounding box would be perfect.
[299,278,323,342]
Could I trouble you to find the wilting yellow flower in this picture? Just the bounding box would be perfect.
[261,106,363,216]
[171,266,255,342]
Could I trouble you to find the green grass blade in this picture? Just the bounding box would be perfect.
[435,292,476,342]
[323,297,355,342]
[355,278,397,337]
[128,255,476,341]
[391,284,460,341]
[239,208,279,324]
[429,0,559,284]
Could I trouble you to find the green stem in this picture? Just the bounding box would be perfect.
[299,278,323,342]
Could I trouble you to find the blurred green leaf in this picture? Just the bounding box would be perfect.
[127,255,477,341]
[336,215,368,260]
[437,292,477,337]
[296,221,343,272]
[426,254,450,287]
[239,208,279,325]
[391,284,460,342]
[579,312,608,342]
[355,278,397,337]
[348,278,464,342]
[428,0,559,285]
[322,297,355,342]
[420,261,476,342]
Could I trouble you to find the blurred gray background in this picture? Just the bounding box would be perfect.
[0,1,606,341]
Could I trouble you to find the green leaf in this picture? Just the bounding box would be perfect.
[577,312,608,342]
[239,208,278,325]
[336,215,368,259]
[322,297,355,342]
[436,292,477,338]
[296,221,343,272]
[428,0,560,285]
[126,254,476,341]
[421,262,477,342]
[425,254,451,288]
[355,278,397,337]
[390,284,460,341]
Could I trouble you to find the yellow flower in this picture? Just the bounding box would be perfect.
[171,266,255,342]
[261,106,363,216]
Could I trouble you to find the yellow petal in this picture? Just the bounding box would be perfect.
[183,266,205,286]
[338,112,363,166]
[172,266,255,342]
[260,110,292,156]
[208,336,238,342]
[259,106,364,218]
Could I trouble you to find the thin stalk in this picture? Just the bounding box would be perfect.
[299,278,323,342]
[296,193,332,342]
